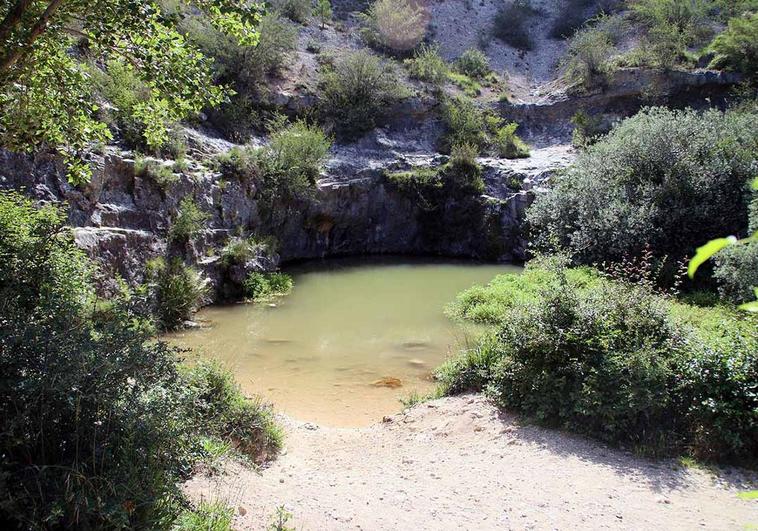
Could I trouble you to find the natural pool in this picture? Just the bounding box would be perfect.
[168,256,520,427]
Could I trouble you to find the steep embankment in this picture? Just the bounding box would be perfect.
[184,395,758,530]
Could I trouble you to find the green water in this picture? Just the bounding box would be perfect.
[168,256,520,426]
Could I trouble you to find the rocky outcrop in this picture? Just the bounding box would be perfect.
[502,68,743,143]
[0,129,573,300]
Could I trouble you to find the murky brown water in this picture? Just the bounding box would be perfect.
[167,256,520,427]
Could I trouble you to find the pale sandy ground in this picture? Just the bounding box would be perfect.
[184,395,758,530]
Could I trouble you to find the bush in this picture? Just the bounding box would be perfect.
[136,155,180,190]
[528,106,758,265]
[631,0,712,68]
[455,48,490,79]
[243,272,294,300]
[315,0,333,29]
[146,257,209,330]
[182,361,283,458]
[405,43,450,86]
[174,502,234,531]
[0,193,281,528]
[360,0,427,53]
[244,13,299,80]
[440,96,489,151]
[714,241,758,303]
[570,109,606,147]
[268,117,332,186]
[169,197,209,243]
[318,50,405,136]
[440,96,529,158]
[439,262,758,461]
[270,0,312,23]
[561,25,617,89]
[708,13,758,81]
[494,122,530,158]
[492,0,538,50]
[220,236,272,268]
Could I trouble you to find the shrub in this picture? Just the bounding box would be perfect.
[439,263,758,461]
[0,193,281,529]
[360,0,427,53]
[318,50,405,136]
[243,272,294,300]
[570,109,606,147]
[270,0,312,23]
[220,236,271,268]
[561,25,617,89]
[135,155,179,190]
[440,96,529,157]
[447,71,483,97]
[243,13,299,80]
[169,197,209,243]
[455,48,490,79]
[528,106,758,265]
[440,96,489,151]
[268,117,332,186]
[405,43,450,86]
[446,143,485,192]
[315,0,333,29]
[714,242,758,303]
[182,361,283,457]
[146,257,209,330]
[708,13,758,81]
[174,502,234,531]
[631,0,712,68]
[492,0,538,50]
[494,122,530,158]
[214,146,260,182]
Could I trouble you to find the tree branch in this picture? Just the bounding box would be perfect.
[0,0,34,44]
[0,0,67,75]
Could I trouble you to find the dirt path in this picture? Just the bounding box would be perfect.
[184,395,757,530]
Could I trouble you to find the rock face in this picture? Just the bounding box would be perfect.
[0,129,573,299]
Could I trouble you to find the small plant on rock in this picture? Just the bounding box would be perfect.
[146,257,209,329]
[169,197,209,243]
[455,48,491,79]
[405,44,450,86]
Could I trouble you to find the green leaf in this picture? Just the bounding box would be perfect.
[688,236,737,279]
[737,490,758,500]
[752,177,758,190]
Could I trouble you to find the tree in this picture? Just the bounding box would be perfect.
[314,0,332,30]
[0,0,263,184]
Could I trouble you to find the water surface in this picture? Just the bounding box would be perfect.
[168,257,520,426]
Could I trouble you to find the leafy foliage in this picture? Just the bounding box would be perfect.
[0,192,280,528]
[314,0,333,29]
[455,48,490,79]
[405,43,450,86]
[174,502,234,531]
[145,257,209,330]
[0,0,262,183]
[169,197,209,243]
[708,12,758,81]
[440,96,529,158]
[561,24,617,89]
[243,272,294,300]
[318,50,405,136]
[630,0,712,68]
[440,261,758,461]
[270,0,312,23]
[528,106,758,265]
